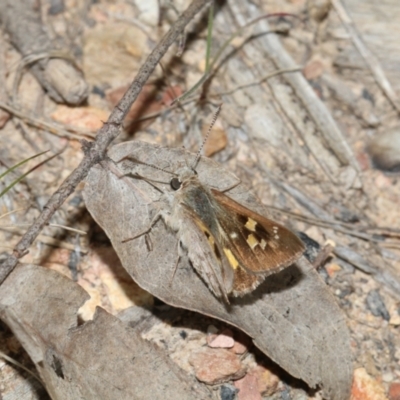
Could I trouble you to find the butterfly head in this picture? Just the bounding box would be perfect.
[170,166,199,192]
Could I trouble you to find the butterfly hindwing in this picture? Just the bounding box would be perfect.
[179,204,234,302]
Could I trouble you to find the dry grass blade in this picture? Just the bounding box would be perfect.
[0,350,43,384]
[0,150,48,181]
[0,151,59,198]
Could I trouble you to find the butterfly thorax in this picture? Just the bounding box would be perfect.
[163,167,222,237]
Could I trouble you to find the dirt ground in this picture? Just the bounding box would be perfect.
[0,0,399,399]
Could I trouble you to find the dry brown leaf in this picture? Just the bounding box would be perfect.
[0,264,212,400]
[83,140,353,400]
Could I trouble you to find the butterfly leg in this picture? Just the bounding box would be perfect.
[121,212,161,243]
[168,239,182,285]
[219,180,240,193]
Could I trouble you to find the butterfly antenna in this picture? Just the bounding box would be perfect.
[119,155,178,177]
[191,104,222,170]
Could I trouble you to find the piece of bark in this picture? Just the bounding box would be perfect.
[0,0,88,104]
[83,140,353,400]
[0,264,212,400]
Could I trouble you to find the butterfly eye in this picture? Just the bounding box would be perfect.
[170,177,182,190]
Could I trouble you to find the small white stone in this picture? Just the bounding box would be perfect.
[382,372,394,382]
[131,0,159,26]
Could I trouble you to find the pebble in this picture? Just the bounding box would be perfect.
[220,384,238,400]
[234,374,261,400]
[251,365,280,396]
[189,348,245,385]
[208,328,235,349]
[366,290,390,321]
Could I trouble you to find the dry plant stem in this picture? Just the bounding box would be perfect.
[127,96,197,125]
[331,0,400,114]
[271,179,400,249]
[269,205,400,250]
[0,0,212,285]
[0,101,95,140]
[216,67,302,96]
[1,223,86,235]
[0,226,87,253]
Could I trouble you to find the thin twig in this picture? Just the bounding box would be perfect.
[0,223,86,235]
[0,101,95,140]
[268,205,400,250]
[0,0,212,284]
[331,0,400,114]
[216,67,301,96]
[0,226,88,253]
[0,208,27,220]
[12,51,78,103]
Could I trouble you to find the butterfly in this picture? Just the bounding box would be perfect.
[121,152,305,303]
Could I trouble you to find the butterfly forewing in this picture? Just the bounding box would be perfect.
[211,189,305,275]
